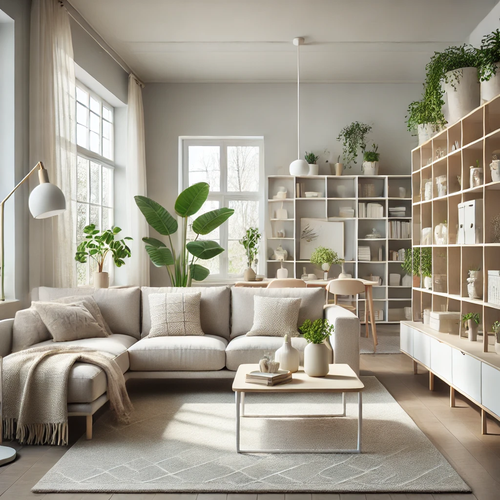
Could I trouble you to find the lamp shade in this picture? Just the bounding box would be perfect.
[28,182,66,219]
[289,158,310,176]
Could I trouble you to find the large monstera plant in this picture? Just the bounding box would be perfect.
[135,182,234,286]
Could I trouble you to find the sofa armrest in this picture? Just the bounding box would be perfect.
[0,319,13,357]
[323,305,360,375]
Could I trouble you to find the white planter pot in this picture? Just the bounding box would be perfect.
[481,62,500,104]
[424,276,432,290]
[442,67,480,126]
[275,335,300,373]
[417,123,441,145]
[243,267,256,281]
[362,161,379,175]
[304,343,329,377]
[93,272,109,288]
[308,164,319,175]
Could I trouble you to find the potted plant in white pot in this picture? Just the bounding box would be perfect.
[406,97,444,145]
[310,246,344,281]
[462,312,480,341]
[75,224,132,288]
[304,151,319,175]
[478,29,500,104]
[239,227,261,281]
[421,247,432,290]
[300,318,334,377]
[362,143,380,175]
[337,121,372,172]
[402,248,420,288]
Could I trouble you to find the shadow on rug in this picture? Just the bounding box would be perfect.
[33,377,470,494]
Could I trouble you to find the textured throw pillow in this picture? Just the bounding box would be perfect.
[12,308,51,352]
[148,292,204,337]
[57,295,112,336]
[32,301,108,342]
[246,296,302,337]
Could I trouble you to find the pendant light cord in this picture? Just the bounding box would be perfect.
[296,41,301,160]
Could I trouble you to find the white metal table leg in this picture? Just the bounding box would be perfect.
[241,391,245,417]
[357,392,362,453]
[342,392,346,416]
[235,391,241,453]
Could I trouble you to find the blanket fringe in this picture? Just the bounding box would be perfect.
[4,418,68,446]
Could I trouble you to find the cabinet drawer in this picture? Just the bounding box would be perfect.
[452,350,481,402]
[413,329,431,367]
[482,363,500,417]
[400,323,413,356]
[430,338,452,383]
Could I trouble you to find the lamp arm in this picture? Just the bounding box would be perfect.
[1,161,44,301]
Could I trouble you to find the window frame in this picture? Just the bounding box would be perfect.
[180,137,265,282]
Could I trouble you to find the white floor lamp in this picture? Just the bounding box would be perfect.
[0,161,66,464]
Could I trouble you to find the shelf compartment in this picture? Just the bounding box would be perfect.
[412,149,421,172]
[433,247,448,294]
[448,153,462,194]
[327,199,356,218]
[358,177,385,198]
[460,301,483,338]
[462,140,484,190]
[388,299,411,321]
[462,107,484,147]
[412,171,421,203]
[485,129,500,184]
[485,96,500,135]
[326,177,356,198]
[484,188,500,243]
[268,177,296,199]
[295,177,327,198]
[358,219,386,239]
[448,247,461,296]
[432,131,448,162]
[448,121,462,154]
[461,246,483,299]
[388,177,411,198]
[484,246,500,305]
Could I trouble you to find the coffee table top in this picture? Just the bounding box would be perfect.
[232,363,364,393]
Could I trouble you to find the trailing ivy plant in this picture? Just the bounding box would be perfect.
[135,182,234,287]
[406,95,443,134]
[336,121,372,167]
[300,318,334,344]
[420,247,432,278]
[478,29,500,82]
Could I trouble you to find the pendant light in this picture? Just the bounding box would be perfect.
[289,37,309,176]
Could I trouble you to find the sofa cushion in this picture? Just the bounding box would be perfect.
[230,287,324,338]
[31,334,136,403]
[225,335,332,371]
[37,286,142,339]
[128,335,227,371]
[141,286,230,340]
[12,308,51,353]
[247,296,301,337]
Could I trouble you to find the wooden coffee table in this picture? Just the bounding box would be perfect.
[232,363,364,454]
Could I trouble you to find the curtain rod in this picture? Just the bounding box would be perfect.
[61,0,145,87]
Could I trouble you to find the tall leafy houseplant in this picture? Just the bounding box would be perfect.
[240,227,261,268]
[478,29,500,82]
[135,182,234,287]
[336,122,372,168]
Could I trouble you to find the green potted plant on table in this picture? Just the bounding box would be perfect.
[304,151,319,175]
[75,224,132,288]
[300,319,334,377]
[478,29,500,103]
[239,227,261,281]
[462,312,480,341]
[135,182,234,287]
[362,144,380,175]
[492,321,500,354]
[336,121,372,169]
[310,246,344,281]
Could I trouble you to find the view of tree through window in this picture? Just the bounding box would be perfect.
[183,139,263,279]
[75,82,115,285]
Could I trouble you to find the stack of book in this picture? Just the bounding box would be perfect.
[388,220,411,238]
[389,206,406,217]
[358,202,384,218]
[245,370,292,386]
[358,246,371,261]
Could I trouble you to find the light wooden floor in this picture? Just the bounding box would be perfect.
[0,340,497,499]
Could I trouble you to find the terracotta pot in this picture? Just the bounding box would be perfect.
[304,343,329,377]
[93,272,109,289]
[413,275,420,288]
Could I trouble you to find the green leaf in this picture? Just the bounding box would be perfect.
[112,226,122,234]
[135,196,178,236]
[190,264,210,281]
[174,182,209,217]
[192,208,234,235]
[187,240,224,260]
[145,246,174,267]
[142,237,166,248]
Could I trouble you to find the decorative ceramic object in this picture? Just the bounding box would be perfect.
[244,267,256,281]
[338,263,349,279]
[434,223,448,245]
[435,175,447,197]
[308,164,319,175]
[322,262,330,280]
[362,161,379,175]
[93,272,109,288]
[470,167,483,188]
[468,320,478,341]
[424,276,432,290]
[259,357,269,372]
[275,334,299,373]
[276,260,288,279]
[467,270,482,299]
[276,229,285,238]
[399,187,406,198]
[276,203,288,220]
[424,180,432,201]
[274,245,287,261]
[334,163,343,176]
[304,343,329,377]
[268,360,280,373]
[490,159,500,182]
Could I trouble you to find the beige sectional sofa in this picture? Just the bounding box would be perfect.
[0,285,360,439]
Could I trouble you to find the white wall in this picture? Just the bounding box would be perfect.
[143,82,421,285]
[467,1,500,46]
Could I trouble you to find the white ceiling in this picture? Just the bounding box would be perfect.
[68,0,498,83]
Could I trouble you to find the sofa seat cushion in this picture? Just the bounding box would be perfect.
[128,335,227,371]
[225,335,332,371]
[31,334,137,404]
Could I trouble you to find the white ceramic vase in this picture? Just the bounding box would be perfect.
[304,343,329,377]
[468,320,478,341]
[442,67,480,125]
[490,161,500,182]
[243,267,256,281]
[93,272,109,288]
[275,334,299,373]
[424,276,432,290]
[481,63,500,104]
[362,161,379,175]
[308,164,319,175]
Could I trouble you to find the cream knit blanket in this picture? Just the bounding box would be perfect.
[2,345,133,445]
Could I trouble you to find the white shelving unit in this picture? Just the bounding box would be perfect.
[266,174,412,324]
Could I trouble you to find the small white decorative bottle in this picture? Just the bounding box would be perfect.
[275,334,300,372]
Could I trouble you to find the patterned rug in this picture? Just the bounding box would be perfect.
[33,377,469,494]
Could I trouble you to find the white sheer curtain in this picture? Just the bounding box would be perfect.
[126,74,150,286]
[29,0,76,290]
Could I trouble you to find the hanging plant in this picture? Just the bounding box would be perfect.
[336,122,372,168]
[478,29,500,82]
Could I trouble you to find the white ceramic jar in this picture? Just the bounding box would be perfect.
[275,334,299,373]
[304,343,329,377]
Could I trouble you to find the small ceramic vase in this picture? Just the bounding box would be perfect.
[468,320,478,341]
[275,334,299,373]
[93,272,109,288]
[244,267,256,281]
[304,343,329,377]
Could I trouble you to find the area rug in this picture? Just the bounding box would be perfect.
[33,377,470,494]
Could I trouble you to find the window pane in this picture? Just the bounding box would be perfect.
[90,162,100,205]
[76,203,88,243]
[227,146,259,192]
[76,262,87,286]
[102,139,111,160]
[102,120,111,139]
[90,96,100,114]
[187,200,220,241]
[76,87,88,105]
[77,103,88,126]
[228,240,247,275]
[90,131,100,154]
[90,205,100,228]
[228,200,259,241]
[103,207,113,230]
[90,112,100,133]
[102,167,112,207]
[77,157,89,202]
[103,106,113,122]
[77,124,88,149]
[188,146,220,191]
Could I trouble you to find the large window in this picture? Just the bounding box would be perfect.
[181,138,264,280]
[75,81,115,285]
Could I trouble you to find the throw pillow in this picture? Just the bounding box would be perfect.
[12,308,51,352]
[148,292,204,337]
[246,296,301,337]
[32,301,109,342]
[57,295,112,336]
